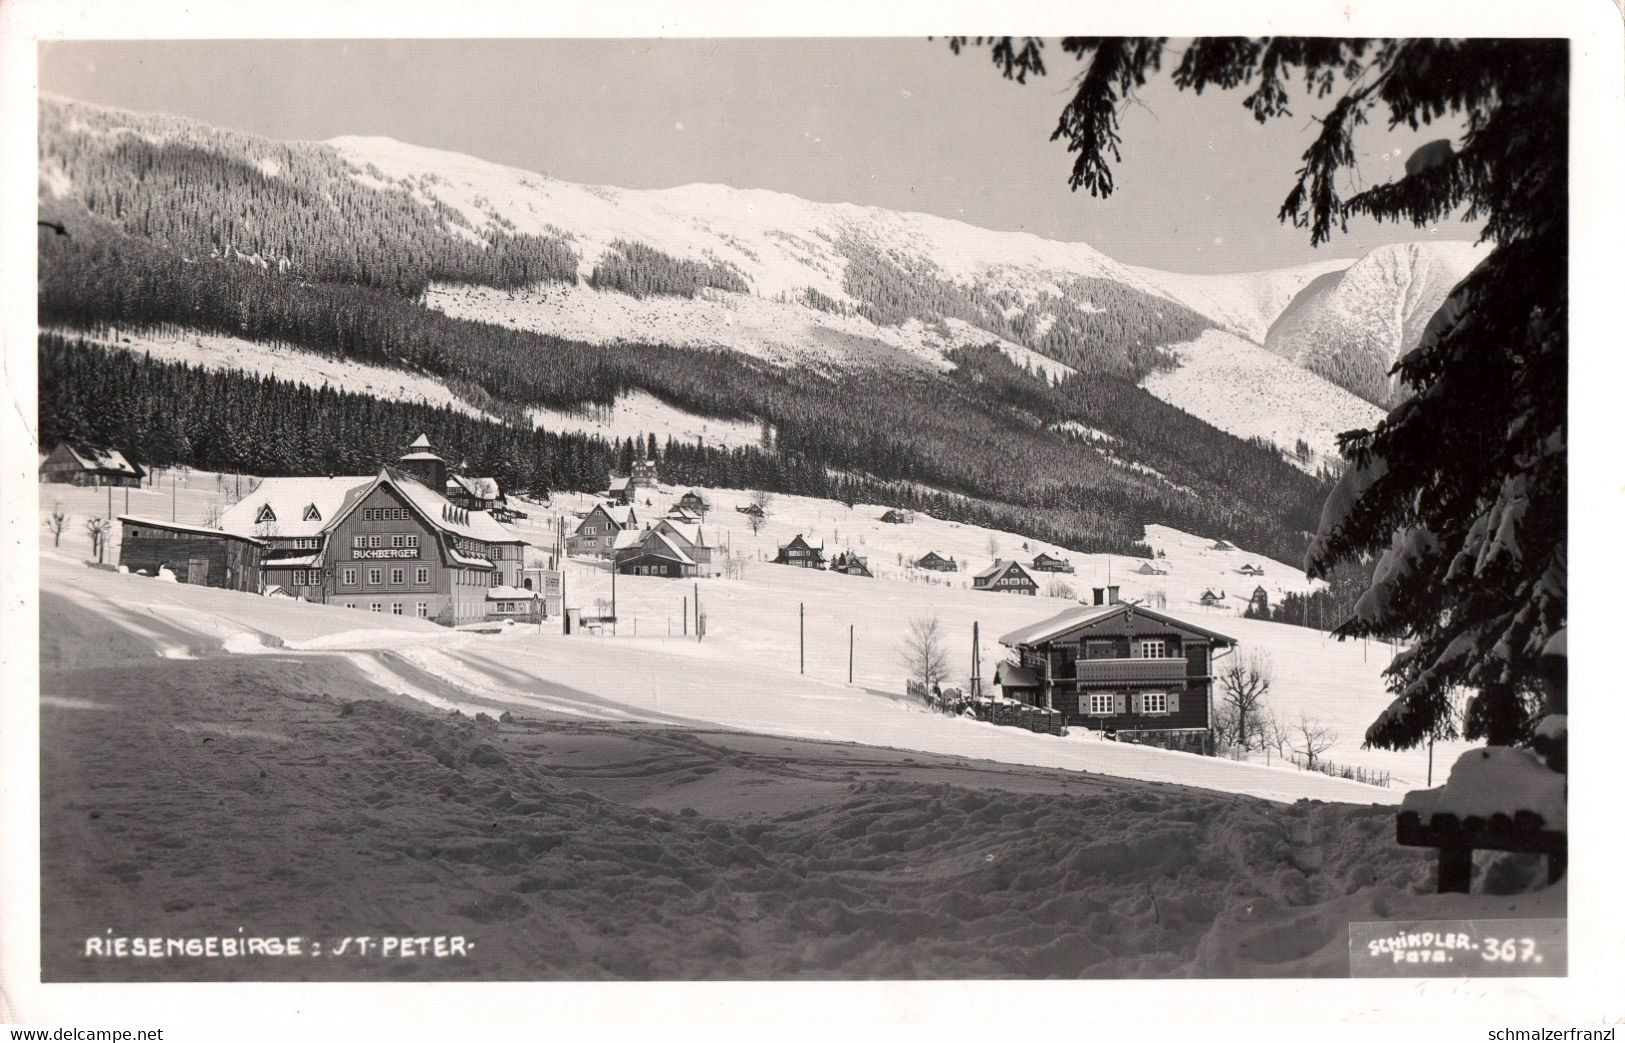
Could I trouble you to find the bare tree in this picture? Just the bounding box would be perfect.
[1217,649,1273,752]
[1045,578,1075,600]
[902,614,951,691]
[45,502,68,547]
[84,517,111,563]
[1290,714,1339,771]
[985,534,1000,559]
[747,489,772,535]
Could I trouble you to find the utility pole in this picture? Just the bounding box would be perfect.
[970,621,982,700]
[694,582,702,643]
[848,624,854,685]
[172,472,176,522]
[799,602,805,674]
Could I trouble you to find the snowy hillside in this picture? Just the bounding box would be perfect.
[1128,257,1352,343]
[1139,330,1387,470]
[1264,241,1485,406]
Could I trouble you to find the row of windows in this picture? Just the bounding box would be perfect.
[340,565,432,586]
[1084,691,1172,715]
[362,508,410,521]
[353,534,419,549]
[347,601,429,617]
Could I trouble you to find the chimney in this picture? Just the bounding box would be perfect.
[1092,587,1105,606]
[1108,585,1121,605]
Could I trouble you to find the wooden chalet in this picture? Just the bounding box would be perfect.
[879,508,911,524]
[615,531,699,578]
[650,518,714,574]
[566,503,640,558]
[677,490,709,515]
[998,595,1238,745]
[914,551,958,572]
[445,473,506,514]
[1135,562,1168,576]
[973,559,1038,595]
[829,551,873,577]
[1030,552,1074,574]
[117,516,264,591]
[1199,588,1225,607]
[1210,539,1235,551]
[1237,563,1265,576]
[41,443,145,487]
[773,534,825,569]
[1249,585,1270,614]
[735,503,765,517]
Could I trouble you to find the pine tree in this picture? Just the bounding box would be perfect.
[953,37,1566,750]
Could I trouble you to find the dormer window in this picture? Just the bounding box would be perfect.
[255,505,277,524]
[303,503,322,522]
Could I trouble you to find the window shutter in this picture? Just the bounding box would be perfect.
[1168,691,1180,713]
[1130,692,1141,715]
[1114,692,1126,714]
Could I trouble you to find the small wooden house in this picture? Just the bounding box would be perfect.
[41,443,145,487]
[830,551,872,577]
[973,559,1038,596]
[1249,585,1270,614]
[915,551,958,572]
[1237,563,1265,577]
[1135,562,1168,576]
[1210,539,1235,551]
[566,503,639,558]
[879,508,911,524]
[1199,588,1225,607]
[677,491,709,515]
[445,474,505,514]
[735,503,765,517]
[773,534,825,569]
[1030,552,1074,574]
[615,531,698,578]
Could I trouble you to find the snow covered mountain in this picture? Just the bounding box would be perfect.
[1263,241,1485,407]
[326,134,1418,463]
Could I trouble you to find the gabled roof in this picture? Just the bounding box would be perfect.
[612,528,650,550]
[382,469,527,545]
[621,531,694,566]
[974,559,1035,584]
[917,550,951,562]
[58,444,144,477]
[998,603,1237,648]
[407,433,435,450]
[656,519,707,548]
[219,475,373,539]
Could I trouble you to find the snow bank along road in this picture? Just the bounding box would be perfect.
[45,549,1395,805]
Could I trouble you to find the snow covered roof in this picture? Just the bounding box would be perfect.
[118,515,265,545]
[993,663,1041,688]
[606,476,632,491]
[612,529,649,550]
[998,602,1237,648]
[621,532,694,566]
[656,519,707,548]
[263,553,320,568]
[218,476,373,539]
[447,474,502,500]
[384,470,527,545]
[400,451,444,462]
[486,585,540,600]
[974,559,1034,584]
[62,444,144,477]
[407,433,435,449]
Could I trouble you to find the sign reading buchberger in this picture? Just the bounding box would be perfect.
[1348,918,1566,976]
[353,548,420,560]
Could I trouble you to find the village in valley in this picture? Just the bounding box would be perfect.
[17,30,1577,999]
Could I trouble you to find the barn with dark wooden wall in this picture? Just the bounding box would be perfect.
[117,516,264,591]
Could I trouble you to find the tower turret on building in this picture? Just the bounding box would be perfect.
[398,433,448,492]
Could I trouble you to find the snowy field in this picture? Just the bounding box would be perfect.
[38,470,1473,798]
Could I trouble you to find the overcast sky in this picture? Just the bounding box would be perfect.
[39,38,1482,274]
